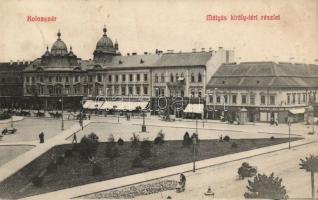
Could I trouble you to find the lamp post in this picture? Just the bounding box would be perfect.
[193,117,198,172]
[288,119,291,149]
[59,94,64,131]
[113,105,119,123]
[142,109,146,132]
[308,105,315,134]
[213,88,218,119]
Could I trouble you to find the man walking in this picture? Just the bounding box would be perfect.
[72,133,77,144]
[39,132,44,143]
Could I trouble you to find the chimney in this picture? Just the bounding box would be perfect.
[201,48,205,52]
[192,48,196,53]
[209,47,213,52]
[10,60,13,65]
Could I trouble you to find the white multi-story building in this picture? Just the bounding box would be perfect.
[206,62,318,123]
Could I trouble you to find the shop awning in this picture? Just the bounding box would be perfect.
[84,100,104,109]
[83,100,94,109]
[100,101,149,111]
[184,104,204,114]
[289,108,305,114]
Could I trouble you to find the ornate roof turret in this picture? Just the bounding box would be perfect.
[51,30,68,56]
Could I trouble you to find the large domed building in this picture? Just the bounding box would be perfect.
[93,26,119,62]
[39,30,79,68]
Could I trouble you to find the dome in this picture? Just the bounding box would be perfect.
[95,26,115,52]
[51,30,68,55]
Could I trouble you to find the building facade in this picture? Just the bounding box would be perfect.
[18,26,234,113]
[206,62,318,123]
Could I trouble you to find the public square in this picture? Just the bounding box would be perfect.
[0,114,316,199]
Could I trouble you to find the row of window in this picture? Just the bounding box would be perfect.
[209,94,276,105]
[111,85,148,96]
[154,73,202,83]
[108,74,147,83]
[287,93,307,104]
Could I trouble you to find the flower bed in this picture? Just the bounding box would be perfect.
[90,180,178,199]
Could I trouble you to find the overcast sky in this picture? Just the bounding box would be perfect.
[0,0,317,64]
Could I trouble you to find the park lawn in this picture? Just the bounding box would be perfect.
[0,137,301,199]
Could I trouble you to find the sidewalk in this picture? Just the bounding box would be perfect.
[0,116,24,124]
[91,115,308,136]
[0,120,90,184]
[22,138,317,200]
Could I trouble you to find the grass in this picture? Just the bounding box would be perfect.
[0,137,301,199]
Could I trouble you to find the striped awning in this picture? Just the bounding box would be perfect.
[100,101,149,111]
[83,100,104,109]
[289,108,305,114]
[184,104,204,114]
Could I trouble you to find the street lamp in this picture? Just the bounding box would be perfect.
[193,117,198,172]
[288,119,291,149]
[113,105,119,123]
[308,105,315,135]
[59,94,64,131]
[213,88,218,119]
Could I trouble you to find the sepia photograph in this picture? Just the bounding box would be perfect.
[0,0,317,199]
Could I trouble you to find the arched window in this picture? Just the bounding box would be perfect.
[191,73,195,82]
[155,74,158,83]
[170,73,174,82]
[198,73,202,82]
[161,73,165,83]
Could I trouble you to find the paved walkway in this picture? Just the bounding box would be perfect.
[0,116,24,124]
[22,138,318,200]
[90,115,312,136]
[0,120,90,184]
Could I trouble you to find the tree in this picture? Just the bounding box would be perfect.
[244,173,288,199]
[76,132,99,159]
[299,154,318,198]
[139,139,152,159]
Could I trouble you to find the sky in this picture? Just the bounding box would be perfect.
[0,0,317,64]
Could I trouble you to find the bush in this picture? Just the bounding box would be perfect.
[117,138,124,145]
[56,156,65,165]
[78,133,100,159]
[238,162,257,179]
[182,132,192,146]
[231,142,238,148]
[130,133,140,149]
[139,139,152,159]
[46,162,57,173]
[244,173,288,199]
[92,163,102,176]
[107,134,115,143]
[31,176,43,187]
[223,135,230,142]
[154,130,165,145]
[132,156,143,168]
[270,136,275,140]
[105,144,120,160]
[64,149,73,158]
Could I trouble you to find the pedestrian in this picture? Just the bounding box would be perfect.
[275,119,279,126]
[39,132,44,143]
[72,133,77,144]
[176,173,186,192]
